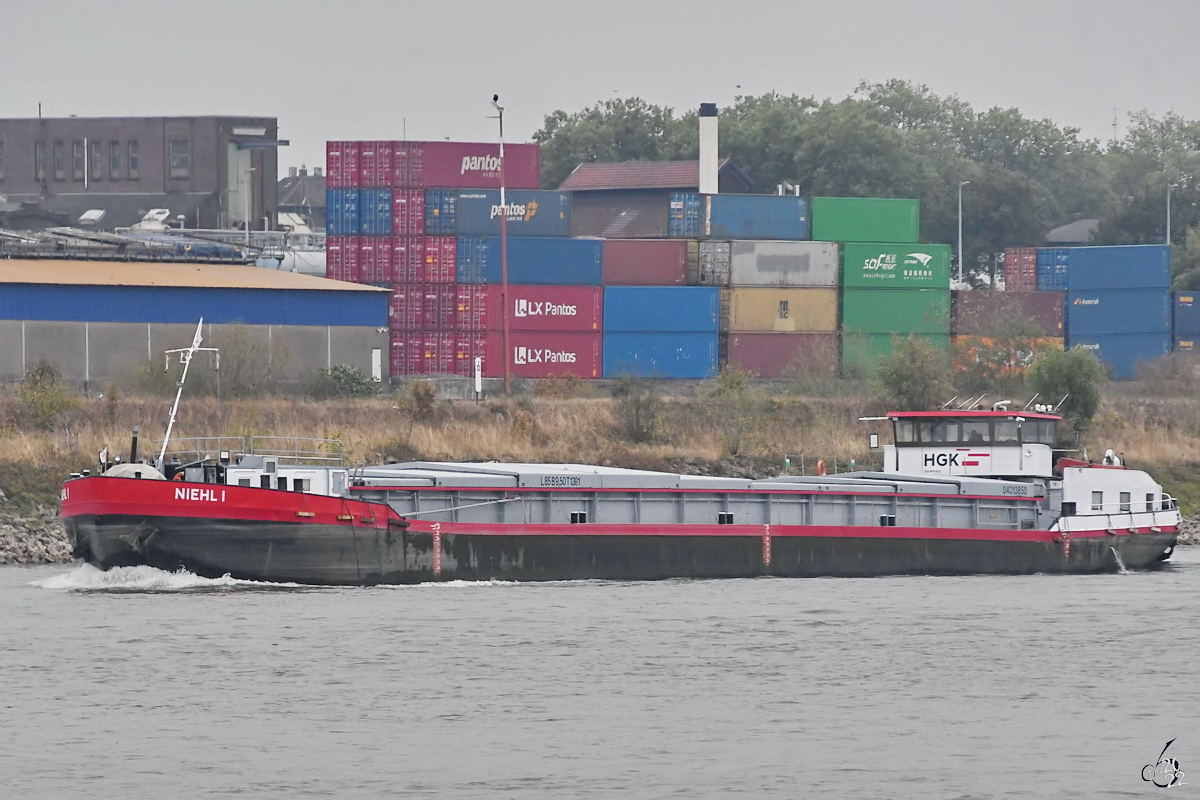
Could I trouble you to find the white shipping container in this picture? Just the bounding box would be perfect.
[729,240,840,287]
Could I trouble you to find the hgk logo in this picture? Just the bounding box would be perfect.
[923,453,960,467]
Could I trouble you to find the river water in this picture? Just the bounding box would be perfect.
[2,551,1197,798]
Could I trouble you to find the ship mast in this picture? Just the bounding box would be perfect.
[157,319,219,470]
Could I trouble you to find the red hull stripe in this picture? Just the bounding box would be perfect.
[60,476,394,529]
[402,520,1175,543]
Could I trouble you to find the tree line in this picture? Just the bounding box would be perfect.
[533,81,1200,288]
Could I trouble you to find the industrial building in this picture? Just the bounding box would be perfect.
[559,158,753,238]
[0,116,283,231]
[0,260,388,389]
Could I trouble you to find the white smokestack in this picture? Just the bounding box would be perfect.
[699,102,718,195]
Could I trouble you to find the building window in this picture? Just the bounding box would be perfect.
[109,141,120,179]
[35,142,45,181]
[128,140,139,179]
[72,141,84,181]
[0,141,5,181]
[169,139,190,179]
[53,141,65,180]
[90,140,102,181]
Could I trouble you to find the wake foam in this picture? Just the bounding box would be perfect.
[31,563,302,592]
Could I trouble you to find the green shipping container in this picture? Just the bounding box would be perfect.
[841,332,949,375]
[843,243,951,289]
[811,197,920,243]
[841,288,950,334]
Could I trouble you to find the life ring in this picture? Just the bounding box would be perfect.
[816,459,827,476]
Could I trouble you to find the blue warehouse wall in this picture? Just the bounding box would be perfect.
[0,285,387,327]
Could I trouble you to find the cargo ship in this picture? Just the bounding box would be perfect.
[61,406,1180,584]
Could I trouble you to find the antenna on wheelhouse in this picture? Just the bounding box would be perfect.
[1022,393,1040,411]
[158,319,220,470]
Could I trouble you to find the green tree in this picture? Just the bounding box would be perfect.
[611,376,662,444]
[19,360,78,430]
[1026,347,1106,431]
[308,365,378,399]
[876,336,951,411]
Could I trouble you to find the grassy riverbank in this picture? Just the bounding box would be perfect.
[3,379,1200,512]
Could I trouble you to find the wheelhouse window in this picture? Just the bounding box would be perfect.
[894,420,916,444]
[1091,491,1104,512]
[961,420,990,443]
[1146,493,1155,512]
[109,141,120,178]
[994,420,1019,442]
[35,142,45,181]
[128,140,139,179]
[1119,492,1131,513]
[0,141,6,181]
[931,420,960,444]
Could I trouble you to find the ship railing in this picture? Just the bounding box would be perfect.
[248,436,345,466]
[151,436,344,467]
[1057,494,1179,534]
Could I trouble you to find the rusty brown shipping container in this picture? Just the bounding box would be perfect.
[722,333,839,378]
[721,288,838,333]
[602,240,688,285]
[951,290,1064,336]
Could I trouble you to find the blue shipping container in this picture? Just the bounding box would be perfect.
[603,333,719,379]
[0,285,388,326]
[424,189,457,236]
[453,190,571,237]
[668,192,701,238]
[326,189,360,236]
[1066,289,1171,336]
[358,189,393,236]
[1067,244,1171,290]
[1066,333,1171,380]
[1174,291,1200,335]
[704,194,809,240]
[1036,248,1069,292]
[455,237,603,285]
[603,287,720,333]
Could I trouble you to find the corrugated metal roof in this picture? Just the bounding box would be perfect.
[0,259,385,291]
[560,159,735,191]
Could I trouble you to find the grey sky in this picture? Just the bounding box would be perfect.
[8,0,1200,178]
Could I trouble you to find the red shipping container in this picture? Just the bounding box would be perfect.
[482,331,602,379]
[326,236,359,282]
[391,332,427,376]
[602,240,688,286]
[1004,247,1038,292]
[392,141,540,189]
[458,285,603,332]
[455,285,490,332]
[392,189,426,236]
[420,334,456,374]
[358,141,393,188]
[419,284,458,331]
[390,285,426,332]
[326,141,360,188]
[390,237,421,284]
[422,237,457,283]
[358,237,381,283]
[722,333,839,378]
[950,290,1064,336]
[453,336,489,377]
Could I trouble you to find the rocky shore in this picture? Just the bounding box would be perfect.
[0,491,74,564]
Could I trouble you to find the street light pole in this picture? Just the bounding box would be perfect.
[1167,182,1174,245]
[244,165,256,246]
[957,180,970,286]
[491,94,510,395]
